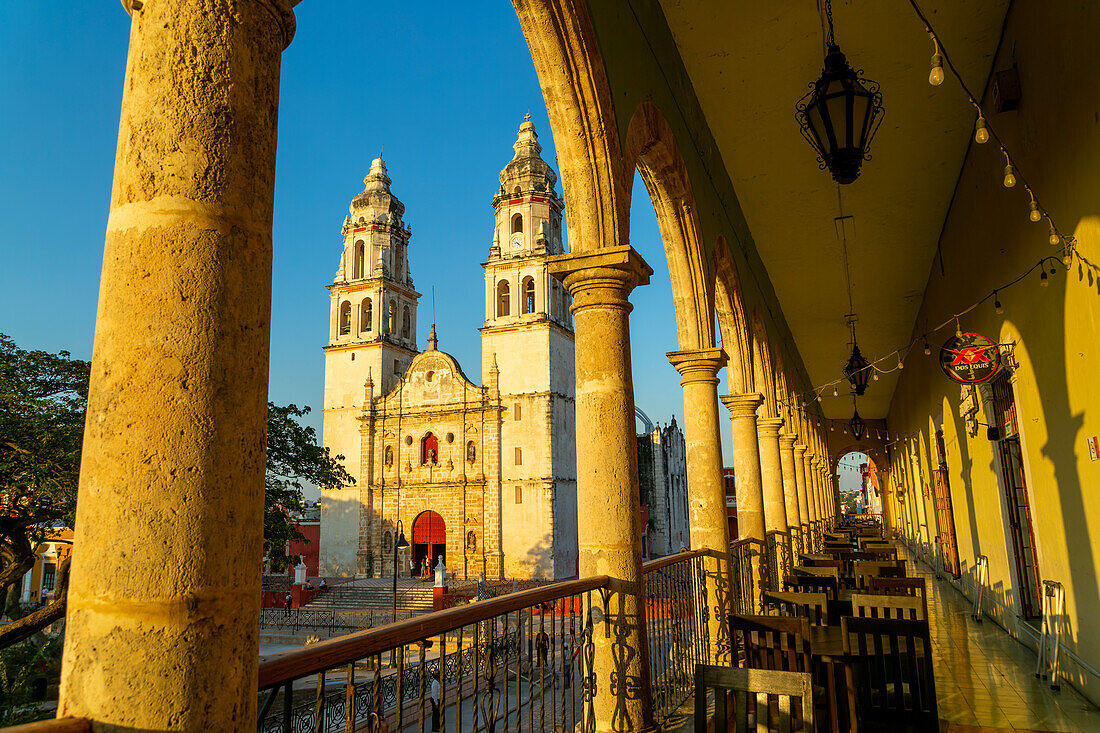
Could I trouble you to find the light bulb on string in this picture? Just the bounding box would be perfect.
[897,354,905,370]
[1039,270,1049,287]
[994,291,1004,315]
[1048,220,1060,246]
[1063,249,1074,268]
[833,386,839,397]
[1002,155,1017,188]
[1028,193,1042,223]
[923,339,931,356]
[928,36,944,86]
[872,371,879,381]
[974,114,989,144]
[830,423,835,432]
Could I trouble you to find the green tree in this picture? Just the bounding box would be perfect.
[0,333,353,646]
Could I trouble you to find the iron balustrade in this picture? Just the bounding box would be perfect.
[765,530,793,592]
[728,538,765,615]
[260,608,405,635]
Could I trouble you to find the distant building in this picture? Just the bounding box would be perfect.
[636,417,689,558]
[319,119,577,580]
[17,529,72,605]
[286,505,321,577]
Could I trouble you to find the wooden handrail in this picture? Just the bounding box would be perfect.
[258,574,610,689]
[1,719,91,733]
[640,548,710,573]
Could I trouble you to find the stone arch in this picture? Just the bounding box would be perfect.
[751,307,777,417]
[512,0,630,254]
[360,298,372,334]
[339,301,352,336]
[353,241,365,278]
[713,237,753,394]
[497,279,511,317]
[401,305,411,338]
[387,300,397,333]
[521,276,536,314]
[512,212,523,233]
[623,100,713,350]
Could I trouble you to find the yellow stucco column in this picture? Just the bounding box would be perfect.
[721,394,766,541]
[667,348,732,665]
[756,417,787,533]
[58,1,295,729]
[804,451,820,525]
[550,245,656,733]
[793,443,810,538]
[779,433,801,536]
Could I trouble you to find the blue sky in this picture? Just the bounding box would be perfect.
[0,1,784,489]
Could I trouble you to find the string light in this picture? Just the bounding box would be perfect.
[927,36,944,86]
[993,291,1004,315]
[923,339,931,356]
[897,354,905,370]
[1048,220,1060,246]
[1002,152,1017,188]
[833,386,839,397]
[1039,270,1049,287]
[872,372,879,381]
[1028,193,1042,223]
[973,114,989,144]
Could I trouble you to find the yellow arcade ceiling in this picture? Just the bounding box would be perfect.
[657,0,1010,418]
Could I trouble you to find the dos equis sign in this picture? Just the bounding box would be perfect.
[940,333,1001,384]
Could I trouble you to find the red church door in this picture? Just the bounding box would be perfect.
[412,511,446,578]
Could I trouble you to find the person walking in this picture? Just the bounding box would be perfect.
[283,591,293,616]
[409,558,416,578]
[535,630,550,669]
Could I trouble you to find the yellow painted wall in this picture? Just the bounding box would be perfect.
[886,0,1100,702]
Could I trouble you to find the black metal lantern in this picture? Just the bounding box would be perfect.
[795,1,884,184]
[849,407,865,441]
[844,342,871,396]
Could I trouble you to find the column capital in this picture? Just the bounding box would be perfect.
[721,392,764,419]
[778,433,797,449]
[793,443,807,456]
[667,348,727,385]
[757,416,784,438]
[121,0,298,47]
[549,245,652,309]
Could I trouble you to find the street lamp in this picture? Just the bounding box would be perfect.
[392,520,410,624]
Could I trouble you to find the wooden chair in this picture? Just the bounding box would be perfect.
[799,553,834,563]
[794,566,839,581]
[859,545,899,560]
[852,560,907,590]
[850,592,925,621]
[694,665,814,733]
[761,591,828,626]
[730,614,812,672]
[785,575,838,602]
[841,616,937,733]
[868,577,928,620]
[801,558,844,572]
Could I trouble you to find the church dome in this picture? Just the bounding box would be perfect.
[350,157,406,221]
[498,116,558,196]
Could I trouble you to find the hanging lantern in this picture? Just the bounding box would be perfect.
[795,0,885,184]
[849,408,866,440]
[844,343,871,396]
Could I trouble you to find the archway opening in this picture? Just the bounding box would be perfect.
[836,451,881,517]
[411,510,445,578]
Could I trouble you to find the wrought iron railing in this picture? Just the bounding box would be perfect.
[728,538,764,615]
[260,608,398,634]
[765,530,793,592]
[643,551,711,721]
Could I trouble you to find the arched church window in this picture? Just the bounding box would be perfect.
[354,241,365,278]
[511,213,523,234]
[513,186,521,196]
[384,445,393,466]
[388,300,397,333]
[522,277,535,314]
[339,301,352,335]
[497,281,511,317]
[360,298,372,333]
[395,246,404,280]
[466,441,476,464]
[421,433,439,465]
[550,281,559,318]
[401,305,411,338]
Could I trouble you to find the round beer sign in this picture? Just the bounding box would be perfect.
[939,333,1000,384]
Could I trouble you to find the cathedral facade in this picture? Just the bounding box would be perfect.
[319,119,578,580]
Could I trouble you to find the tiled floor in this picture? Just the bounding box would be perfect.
[906,548,1100,732]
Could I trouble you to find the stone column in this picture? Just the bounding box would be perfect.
[804,451,819,525]
[778,434,801,536]
[550,245,656,733]
[668,348,732,665]
[756,417,787,533]
[58,2,294,730]
[793,443,810,536]
[720,394,766,541]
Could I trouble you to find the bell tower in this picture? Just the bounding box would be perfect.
[320,157,420,576]
[481,117,577,579]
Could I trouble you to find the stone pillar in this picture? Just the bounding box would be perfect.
[550,245,656,733]
[720,394,766,541]
[804,451,819,525]
[793,443,810,536]
[756,417,787,533]
[778,434,801,534]
[58,2,294,730]
[668,348,732,665]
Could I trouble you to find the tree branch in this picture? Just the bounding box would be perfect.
[0,556,69,648]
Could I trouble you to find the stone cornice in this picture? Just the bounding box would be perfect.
[547,245,653,305]
[756,417,784,438]
[720,392,763,419]
[666,348,727,384]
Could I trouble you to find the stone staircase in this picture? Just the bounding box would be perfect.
[304,577,435,614]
